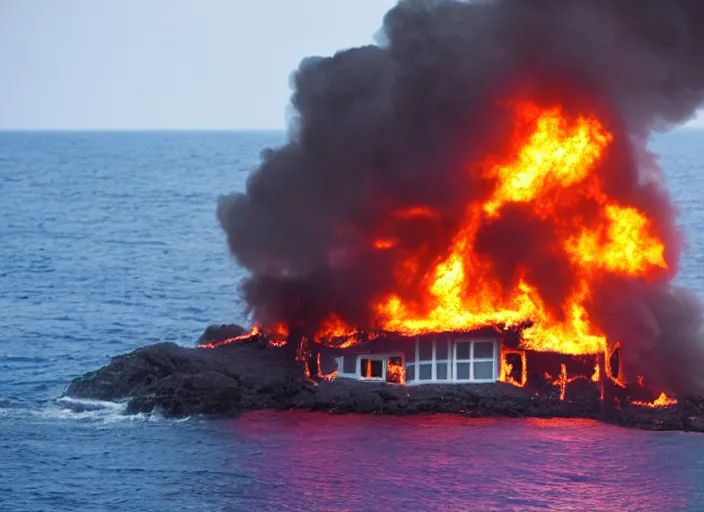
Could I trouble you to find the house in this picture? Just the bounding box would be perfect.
[333,330,502,384]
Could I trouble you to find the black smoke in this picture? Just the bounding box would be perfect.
[217,0,704,395]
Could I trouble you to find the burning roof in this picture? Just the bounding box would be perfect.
[214,0,704,398]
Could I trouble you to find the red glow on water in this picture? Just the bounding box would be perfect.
[226,411,690,511]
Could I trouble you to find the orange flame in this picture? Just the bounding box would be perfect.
[605,342,626,388]
[591,363,600,383]
[499,348,527,387]
[209,100,671,401]
[316,353,338,381]
[483,103,612,217]
[547,364,579,401]
[632,392,678,408]
[198,322,289,349]
[362,359,373,379]
[392,206,440,220]
[313,313,359,344]
[196,324,262,349]
[373,238,398,250]
[365,100,667,358]
[386,360,407,385]
[268,322,289,345]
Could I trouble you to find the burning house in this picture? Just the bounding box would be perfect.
[334,330,501,385]
[205,0,704,405]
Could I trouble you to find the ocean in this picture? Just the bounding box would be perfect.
[1,130,704,511]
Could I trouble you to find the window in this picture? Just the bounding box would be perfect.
[436,362,448,380]
[419,340,433,362]
[401,337,497,384]
[404,336,451,382]
[359,358,384,379]
[472,341,496,382]
[435,338,451,381]
[418,364,433,380]
[454,339,496,382]
[387,356,405,384]
[342,356,357,375]
[405,364,416,381]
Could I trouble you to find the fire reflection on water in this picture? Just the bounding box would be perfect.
[226,411,692,511]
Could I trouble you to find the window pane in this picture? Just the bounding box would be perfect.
[419,340,433,361]
[474,341,495,359]
[360,359,383,378]
[343,356,357,374]
[435,340,449,360]
[456,342,471,360]
[405,364,415,381]
[419,363,432,380]
[405,345,415,362]
[456,362,470,380]
[474,361,494,380]
[436,362,448,380]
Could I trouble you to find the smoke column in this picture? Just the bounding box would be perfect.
[217,0,704,394]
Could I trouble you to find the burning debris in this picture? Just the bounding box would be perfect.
[633,393,678,409]
[211,0,704,407]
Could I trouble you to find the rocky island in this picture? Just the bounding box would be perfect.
[64,325,704,433]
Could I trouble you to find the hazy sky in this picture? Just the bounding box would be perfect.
[1,0,396,130]
[1,0,702,130]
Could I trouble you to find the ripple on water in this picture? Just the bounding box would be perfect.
[2,131,704,511]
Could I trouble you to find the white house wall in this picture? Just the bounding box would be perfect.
[336,335,501,384]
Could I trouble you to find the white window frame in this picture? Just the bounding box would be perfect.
[337,356,358,378]
[338,338,499,384]
[434,337,452,382]
[355,353,405,381]
[416,337,434,383]
[405,336,454,384]
[452,338,498,383]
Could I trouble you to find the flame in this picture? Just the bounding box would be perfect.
[208,100,671,400]
[565,205,666,275]
[483,103,612,217]
[393,206,439,220]
[196,324,262,349]
[362,359,373,379]
[365,100,667,357]
[605,342,626,388]
[312,313,382,348]
[373,238,398,250]
[386,360,407,385]
[632,392,678,408]
[268,322,290,345]
[592,363,606,402]
[499,348,527,387]
[548,364,579,401]
[546,363,602,401]
[591,363,600,383]
[313,313,359,345]
[316,353,338,381]
[296,336,315,383]
[198,322,289,349]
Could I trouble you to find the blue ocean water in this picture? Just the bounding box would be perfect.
[1,130,704,511]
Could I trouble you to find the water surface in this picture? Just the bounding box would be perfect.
[1,130,704,511]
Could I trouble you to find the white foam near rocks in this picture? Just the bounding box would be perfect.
[29,397,163,423]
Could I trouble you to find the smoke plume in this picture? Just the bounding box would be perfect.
[217,0,704,395]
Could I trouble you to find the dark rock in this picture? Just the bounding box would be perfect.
[198,323,248,345]
[66,340,303,417]
[64,340,704,431]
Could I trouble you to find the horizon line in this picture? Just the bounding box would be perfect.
[0,128,288,133]
[0,125,701,133]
